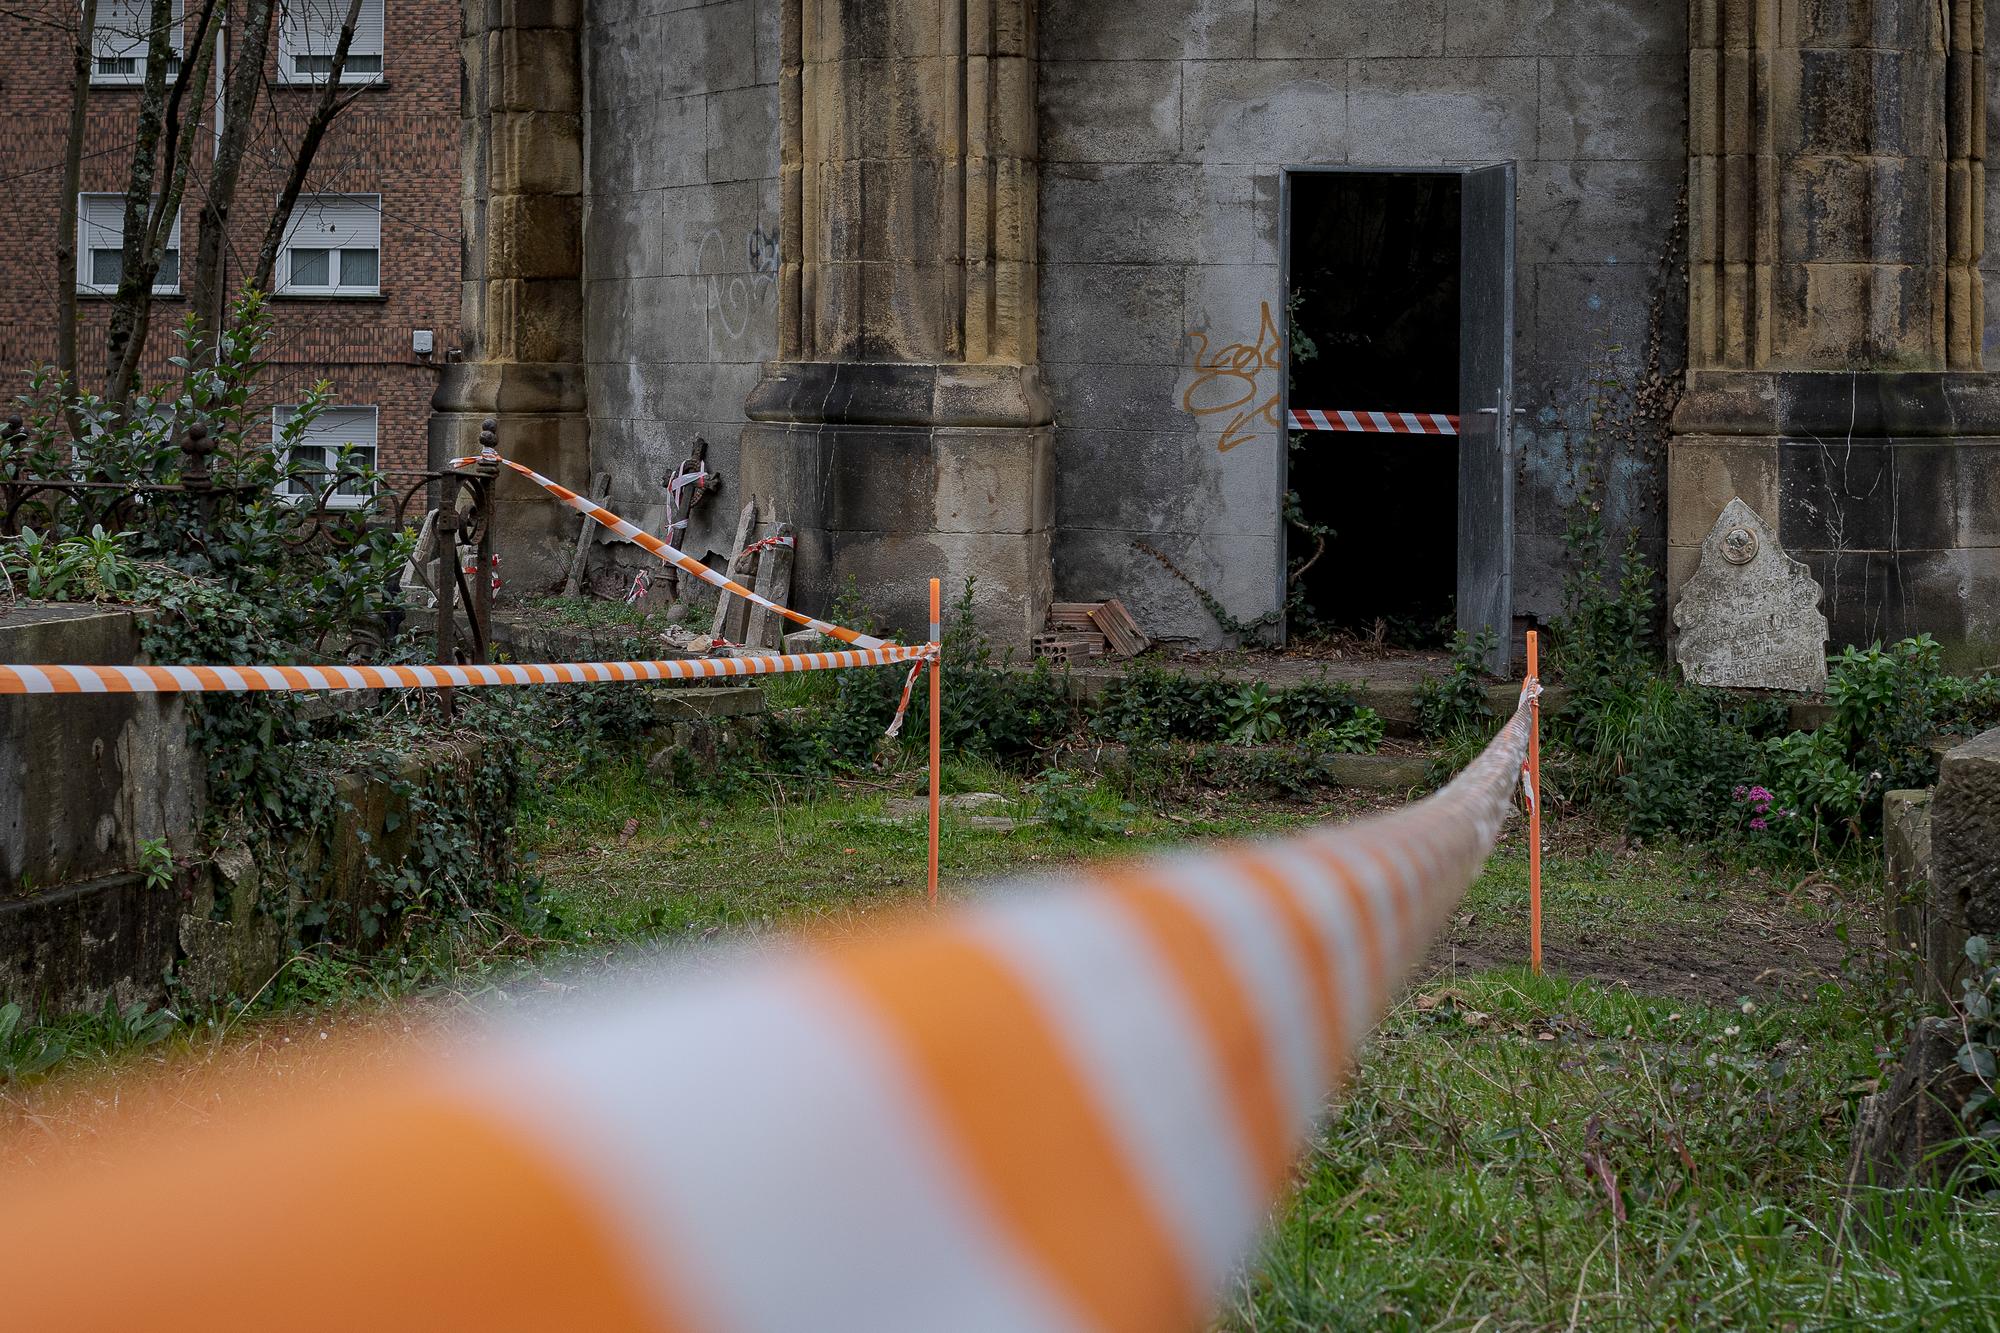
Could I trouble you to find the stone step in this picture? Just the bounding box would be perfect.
[647,684,768,722]
[1058,742,1432,791]
[1037,659,1565,738]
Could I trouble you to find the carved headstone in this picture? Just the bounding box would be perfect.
[1673,498,1829,692]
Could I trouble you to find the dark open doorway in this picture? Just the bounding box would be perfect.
[1282,164,1515,668]
[1284,171,1461,644]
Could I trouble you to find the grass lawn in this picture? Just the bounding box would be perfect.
[10,750,2000,1329]
[1230,970,2000,1330]
[519,757,2000,1329]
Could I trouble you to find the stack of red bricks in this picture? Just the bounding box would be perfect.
[1033,600,1148,665]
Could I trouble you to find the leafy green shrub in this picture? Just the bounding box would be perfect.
[1277,678,1369,734]
[1026,769,1132,839]
[1616,639,2000,857]
[1827,635,1997,795]
[1095,667,1377,750]
[1093,666,1235,744]
[1225,683,1285,744]
[1748,729,1869,853]
[0,526,141,600]
[1618,687,1791,842]
[1552,518,1657,703]
[1414,629,1495,739]
[928,581,1072,761]
[1957,936,2000,1142]
[761,579,1074,778]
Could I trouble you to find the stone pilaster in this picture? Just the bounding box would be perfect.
[741,0,1052,645]
[429,0,589,592]
[1671,0,2000,658]
[1946,0,1987,369]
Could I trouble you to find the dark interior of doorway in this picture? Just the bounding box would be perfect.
[1286,171,1459,645]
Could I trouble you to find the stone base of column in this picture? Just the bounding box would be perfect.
[430,362,590,597]
[741,362,1054,647]
[1668,371,2000,663]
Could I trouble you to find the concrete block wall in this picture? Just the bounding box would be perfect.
[582,0,783,570]
[1036,0,1690,641]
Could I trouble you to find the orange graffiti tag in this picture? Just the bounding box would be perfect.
[1181,301,1283,452]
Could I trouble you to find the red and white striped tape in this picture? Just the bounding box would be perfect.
[1288,408,1459,435]
[0,687,1536,1333]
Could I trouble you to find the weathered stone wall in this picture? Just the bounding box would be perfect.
[574,1,1689,641]
[566,1,2000,652]
[0,606,199,1019]
[1667,1,2000,663]
[431,0,592,592]
[582,0,782,568]
[1034,1,1689,640]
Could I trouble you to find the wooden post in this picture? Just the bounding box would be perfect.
[1527,629,1542,975]
[928,576,942,908]
[709,500,759,643]
[561,471,612,598]
[742,523,795,650]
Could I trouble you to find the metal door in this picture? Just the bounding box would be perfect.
[1457,163,1515,674]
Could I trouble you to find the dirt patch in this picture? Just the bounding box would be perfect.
[1423,891,1871,1005]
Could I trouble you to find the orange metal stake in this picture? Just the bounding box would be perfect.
[1526,629,1542,974]
[928,577,942,908]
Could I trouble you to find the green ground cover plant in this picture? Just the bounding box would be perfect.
[1230,971,2000,1331]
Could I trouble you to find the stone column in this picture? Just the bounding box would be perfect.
[1670,0,2000,657]
[739,0,1053,644]
[429,0,589,592]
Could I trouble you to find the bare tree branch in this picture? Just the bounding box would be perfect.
[187,0,278,352]
[101,0,178,405]
[249,0,366,295]
[107,0,222,405]
[54,0,98,424]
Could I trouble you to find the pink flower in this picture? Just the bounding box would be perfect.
[1748,786,1773,804]
[1733,785,1748,799]
[1749,817,1768,831]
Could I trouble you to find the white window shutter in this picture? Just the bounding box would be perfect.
[279,0,383,69]
[353,0,384,58]
[93,0,183,61]
[80,195,125,251]
[93,0,147,59]
[284,195,381,253]
[77,195,179,291]
[288,407,378,455]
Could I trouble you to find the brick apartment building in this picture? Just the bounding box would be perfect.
[0,0,461,484]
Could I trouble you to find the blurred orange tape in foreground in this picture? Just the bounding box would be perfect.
[0,691,1535,1333]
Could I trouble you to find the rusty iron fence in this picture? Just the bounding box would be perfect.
[0,413,500,669]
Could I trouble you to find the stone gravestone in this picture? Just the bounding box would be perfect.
[1673,497,1829,692]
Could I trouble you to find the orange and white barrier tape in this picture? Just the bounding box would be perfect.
[0,645,935,697]
[0,687,1535,1333]
[453,451,885,650]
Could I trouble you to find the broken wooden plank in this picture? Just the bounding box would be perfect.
[742,523,795,650]
[1047,602,1102,631]
[562,471,614,597]
[1088,598,1149,658]
[709,499,760,642]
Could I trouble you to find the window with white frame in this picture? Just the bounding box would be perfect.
[76,194,181,294]
[276,195,381,296]
[90,0,183,84]
[274,406,378,507]
[277,0,385,84]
